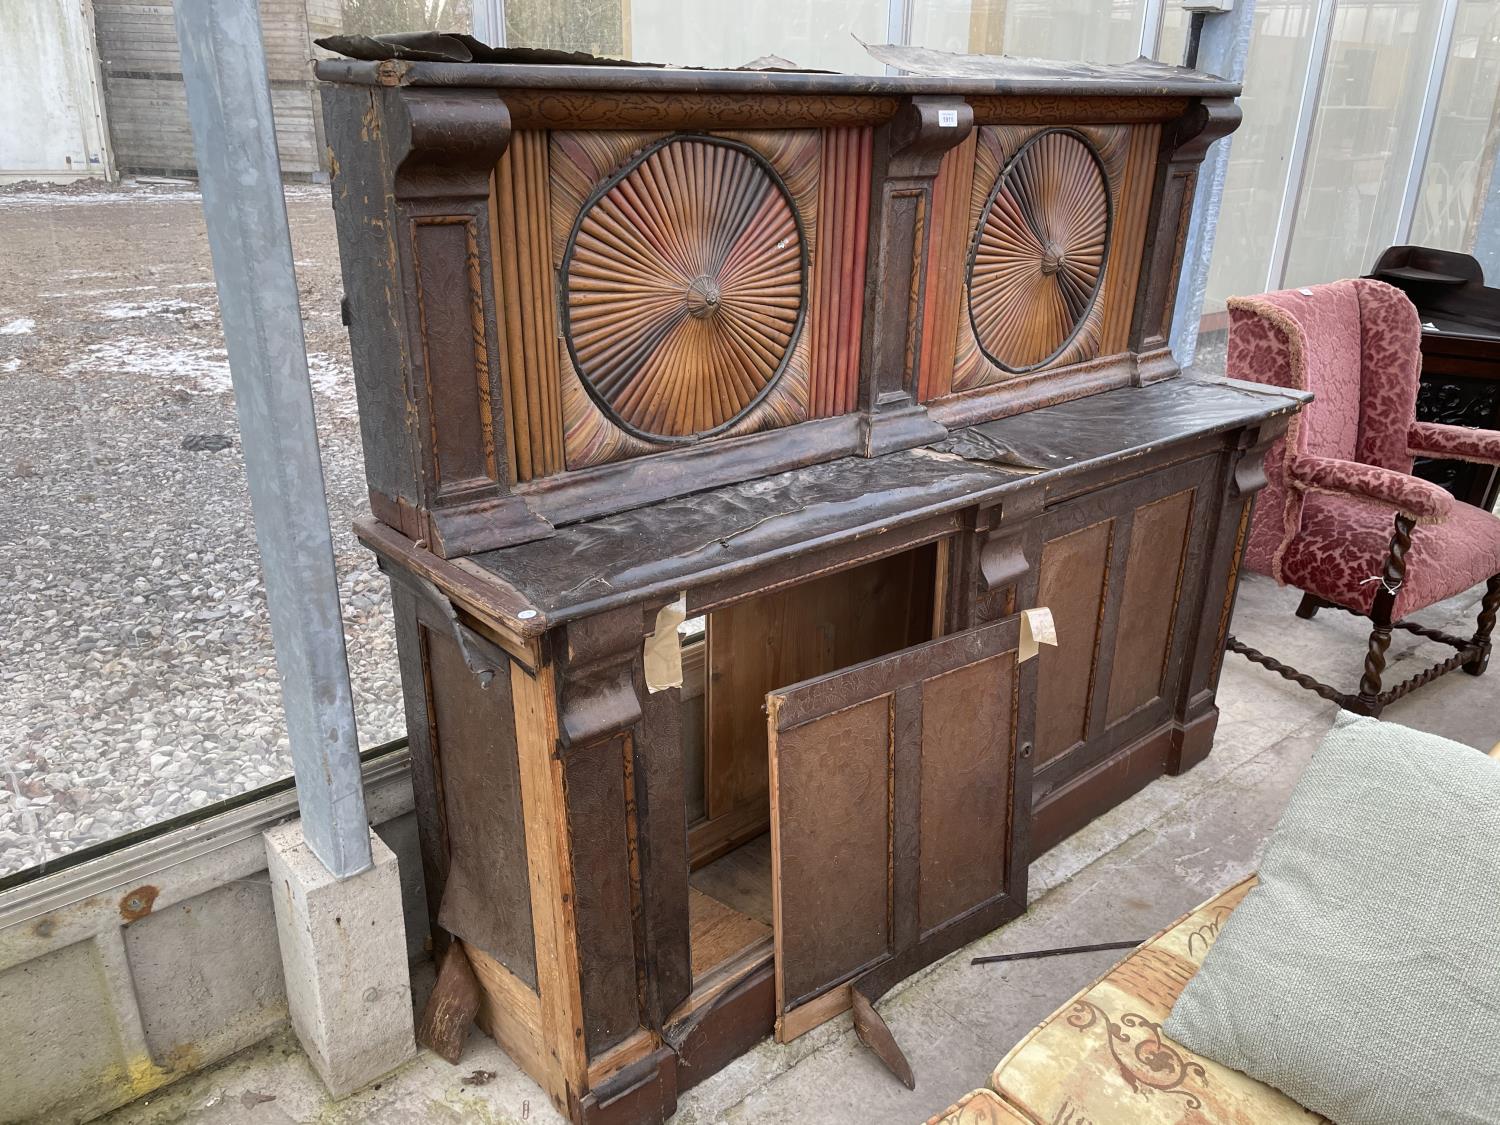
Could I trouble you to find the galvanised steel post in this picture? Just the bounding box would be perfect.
[1170,0,1258,370]
[173,0,372,877]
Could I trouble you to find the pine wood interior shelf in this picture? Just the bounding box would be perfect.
[317,44,1307,1125]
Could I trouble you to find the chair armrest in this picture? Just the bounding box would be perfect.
[1409,420,1500,466]
[1288,454,1453,522]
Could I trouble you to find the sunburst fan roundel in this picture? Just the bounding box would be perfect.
[562,135,807,442]
[967,129,1111,373]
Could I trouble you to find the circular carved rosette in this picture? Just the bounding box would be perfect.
[967,129,1112,374]
[562,135,807,442]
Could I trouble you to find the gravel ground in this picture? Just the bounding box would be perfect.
[0,179,401,878]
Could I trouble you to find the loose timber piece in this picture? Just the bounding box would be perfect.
[417,939,483,1064]
[851,988,915,1089]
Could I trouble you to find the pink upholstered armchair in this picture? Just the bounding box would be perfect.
[1225,278,1500,716]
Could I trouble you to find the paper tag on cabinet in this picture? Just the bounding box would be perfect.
[645,592,688,692]
[1019,607,1058,663]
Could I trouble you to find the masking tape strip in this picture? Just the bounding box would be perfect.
[644,592,688,692]
[1019,606,1057,663]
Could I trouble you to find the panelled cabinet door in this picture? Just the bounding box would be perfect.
[766,616,1030,1041]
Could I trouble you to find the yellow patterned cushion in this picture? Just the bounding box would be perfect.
[988,877,1331,1124]
[924,1088,1031,1124]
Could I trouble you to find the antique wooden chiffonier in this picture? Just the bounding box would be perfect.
[316,42,1304,1124]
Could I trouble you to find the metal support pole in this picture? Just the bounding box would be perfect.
[1169,0,1258,369]
[173,0,372,878]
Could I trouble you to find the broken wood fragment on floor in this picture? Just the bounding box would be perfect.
[417,939,482,1064]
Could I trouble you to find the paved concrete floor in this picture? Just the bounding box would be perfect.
[101,572,1499,1125]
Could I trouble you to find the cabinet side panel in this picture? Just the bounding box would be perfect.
[426,630,537,984]
[1034,520,1113,765]
[1106,488,1195,724]
[322,84,418,518]
[918,654,1014,933]
[563,735,643,1057]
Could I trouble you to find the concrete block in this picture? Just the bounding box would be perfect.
[264,821,414,1098]
[125,878,287,1069]
[0,939,126,1122]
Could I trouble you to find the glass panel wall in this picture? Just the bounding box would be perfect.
[911,0,1150,63]
[1156,6,1191,66]
[1200,0,1322,311]
[1283,0,1445,286]
[1411,0,1500,251]
[0,178,401,879]
[630,0,888,72]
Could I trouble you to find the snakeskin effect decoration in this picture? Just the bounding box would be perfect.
[966,128,1112,373]
[561,134,807,442]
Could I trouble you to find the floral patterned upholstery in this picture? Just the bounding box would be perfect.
[923,742,1500,1125]
[1410,420,1500,465]
[923,1089,1031,1124]
[1279,491,1500,619]
[1228,279,1500,616]
[982,877,1327,1125]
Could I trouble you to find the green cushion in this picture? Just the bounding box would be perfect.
[1164,711,1500,1125]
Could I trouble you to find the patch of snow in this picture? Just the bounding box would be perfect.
[0,189,205,210]
[64,336,232,394]
[97,297,212,322]
[1,318,35,336]
[306,353,358,416]
[0,184,325,211]
[2,359,20,373]
[40,281,216,299]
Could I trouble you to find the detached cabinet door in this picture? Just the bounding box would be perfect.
[767,616,1029,1041]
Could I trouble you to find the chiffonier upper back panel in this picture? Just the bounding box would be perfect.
[317,53,1239,556]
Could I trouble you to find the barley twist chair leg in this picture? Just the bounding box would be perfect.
[1464,574,1500,677]
[1356,513,1416,716]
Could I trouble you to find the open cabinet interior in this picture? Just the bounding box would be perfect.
[677,544,944,983]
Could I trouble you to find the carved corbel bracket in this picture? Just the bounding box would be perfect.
[975,488,1045,621]
[1167,97,1242,167]
[1229,421,1281,501]
[886,96,975,180]
[557,606,646,750]
[391,88,513,202]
